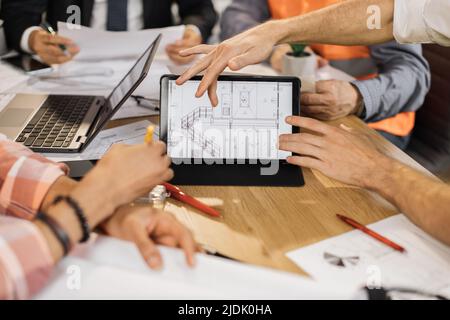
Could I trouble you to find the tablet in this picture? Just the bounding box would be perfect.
[160,74,304,186]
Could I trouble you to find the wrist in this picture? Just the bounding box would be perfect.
[276,17,306,45]
[28,29,40,53]
[70,171,118,227]
[34,219,65,262]
[362,154,396,191]
[40,176,77,212]
[350,84,365,116]
[263,20,289,45]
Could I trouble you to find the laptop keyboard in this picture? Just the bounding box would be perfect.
[15,95,94,149]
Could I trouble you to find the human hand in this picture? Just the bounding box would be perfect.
[102,206,198,269]
[166,26,203,65]
[279,116,389,188]
[84,142,173,213]
[29,29,79,65]
[301,80,363,121]
[176,21,280,106]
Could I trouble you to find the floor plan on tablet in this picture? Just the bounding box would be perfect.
[167,80,292,159]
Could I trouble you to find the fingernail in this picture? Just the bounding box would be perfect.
[147,256,162,269]
[189,255,196,268]
[286,116,292,122]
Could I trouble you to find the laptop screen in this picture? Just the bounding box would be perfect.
[85,35,161,145]
[107,56,147,112]
[107,37,159,112]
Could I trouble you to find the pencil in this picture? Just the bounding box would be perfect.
[144,125,154,143]
[336,214,406,253]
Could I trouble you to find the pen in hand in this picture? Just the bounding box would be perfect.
[39,22,69,55]
[144,125,155,144]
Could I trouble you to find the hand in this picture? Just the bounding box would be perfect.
[84,142,174,211]
[301,80,363,121]
[166,26,202,65]
[176,21,280,106]
[29,30,79,65]
[279,116,389,188]
[102,206,198,269]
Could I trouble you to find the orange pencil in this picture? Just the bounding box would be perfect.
[336,214,406,253]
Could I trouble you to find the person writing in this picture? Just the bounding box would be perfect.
[0,136,197,299]
[176,0,450,246]
[0,0,218,65]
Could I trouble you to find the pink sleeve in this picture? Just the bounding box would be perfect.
[0,216,54,299]
[0,137,69,220]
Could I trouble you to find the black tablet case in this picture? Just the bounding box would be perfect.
[170,161,304,187]
[161,74,305,187]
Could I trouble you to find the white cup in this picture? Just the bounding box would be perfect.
[282,52,317,78]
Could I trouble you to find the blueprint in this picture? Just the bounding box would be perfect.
[167,80,293,160]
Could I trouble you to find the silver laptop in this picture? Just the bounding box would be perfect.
[0,34,161,153]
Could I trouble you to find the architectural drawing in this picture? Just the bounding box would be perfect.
[167,80,293,159]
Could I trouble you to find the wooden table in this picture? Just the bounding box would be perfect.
[109,115,429,276]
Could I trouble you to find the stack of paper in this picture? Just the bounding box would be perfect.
[42,120,158,163]
[58,22,185,61]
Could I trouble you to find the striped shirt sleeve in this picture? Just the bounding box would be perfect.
[0,216,54,299]
[0,135,68,219]
[0,136,68,299]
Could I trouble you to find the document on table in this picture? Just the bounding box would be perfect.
[286,215,450,298]
[0,62,29,93]
[35,236,358,300]
[58,22,185,61]
[42,120,159,163]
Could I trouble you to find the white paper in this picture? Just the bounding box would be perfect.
[0,62,29,93]
[58,22,185,61]
[287,215,450,298]
[35,236,358,300]
[42,120,159,162]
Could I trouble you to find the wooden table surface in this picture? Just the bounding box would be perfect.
[109,114,428,276]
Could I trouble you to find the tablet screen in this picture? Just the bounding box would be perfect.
[166,79,294,160]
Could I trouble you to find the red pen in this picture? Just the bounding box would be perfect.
[336,214,406,253]
[163,183,221,218]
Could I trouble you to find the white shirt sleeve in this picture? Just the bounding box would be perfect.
[20,26,41,53]
[394,0,450,46]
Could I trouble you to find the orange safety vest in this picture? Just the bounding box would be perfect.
[268,0,415,137]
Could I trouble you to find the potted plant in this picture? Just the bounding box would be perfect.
[282,43,317,78]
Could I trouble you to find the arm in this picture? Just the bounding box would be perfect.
[219,0,270,41]
[369,157,450,245]
[177,0,218,42]
[278,117,450,246]
[353,42,431,123]
[0,137,69,219]
[277,0,395,46]
[0,139,178,299]
[176,0,396,104]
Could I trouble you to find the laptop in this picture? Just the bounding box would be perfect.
[0,34,161,153]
